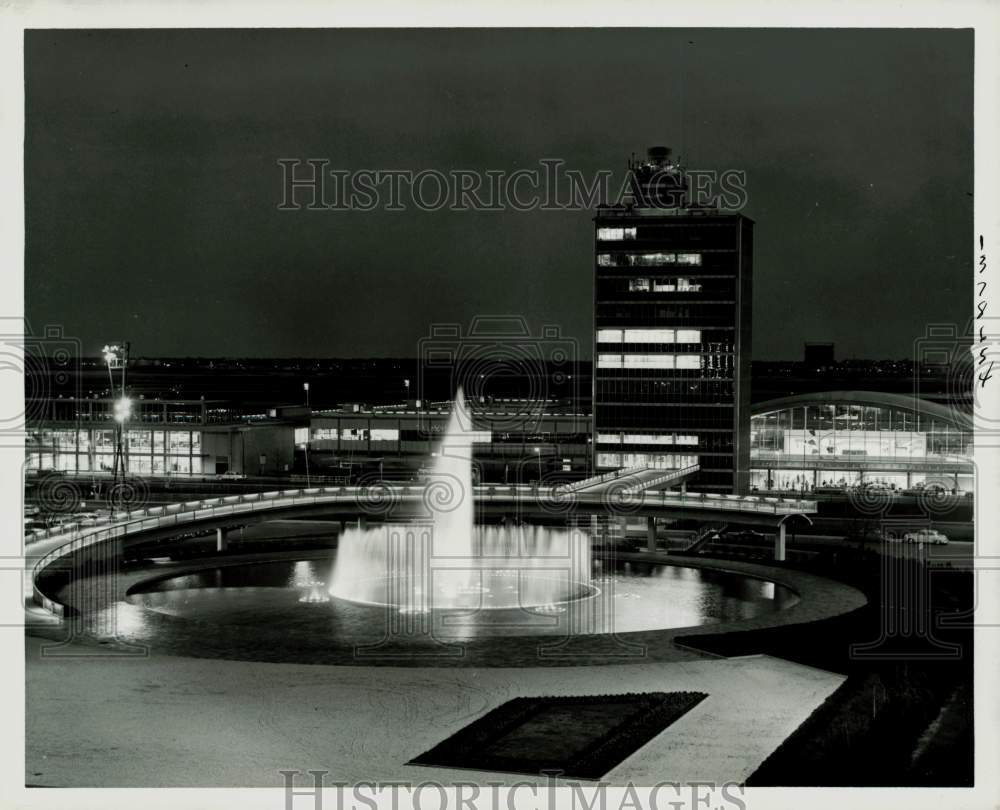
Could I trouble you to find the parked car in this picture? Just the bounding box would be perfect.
[902,528,949,545]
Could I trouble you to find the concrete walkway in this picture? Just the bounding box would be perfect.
[25,632,843,788]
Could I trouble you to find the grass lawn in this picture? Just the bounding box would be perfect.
[409,692,707,780]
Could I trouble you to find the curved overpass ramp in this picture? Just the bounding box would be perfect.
[26,479,816,618]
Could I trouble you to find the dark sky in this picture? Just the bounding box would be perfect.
[25,28,973,359]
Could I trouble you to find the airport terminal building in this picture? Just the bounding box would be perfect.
[749,391,974,493]
[26,390,972,495]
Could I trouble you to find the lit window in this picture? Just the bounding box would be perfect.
[676,329,701,343]
[628,278,650,292]
[597,329,623,343]
[677,277,703,291]
[597,227,636,241]
[597,254,613,266]
[634,253,676,266]
[675,355,702,369]
[168,431,191,452]
[623,354,675,369]
[675,435,698,445]
[596,433,622,444]
[623,329,676,343]
[652,281,676,292]
[294,427,309,445]
[676,253,701,266]
[597,354,624,368]
[623,434,675,445]
[597,452,622,467]
[370,429,400,441]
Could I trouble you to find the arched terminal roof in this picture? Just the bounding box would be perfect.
[751,391,972,431]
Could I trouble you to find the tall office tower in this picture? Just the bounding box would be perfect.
[592,147,753,493]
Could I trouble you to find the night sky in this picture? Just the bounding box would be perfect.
[25,28,973,359]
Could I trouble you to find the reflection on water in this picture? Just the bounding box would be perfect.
[123,555,798,646]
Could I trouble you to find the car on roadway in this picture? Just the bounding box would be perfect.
[902,528,949,545]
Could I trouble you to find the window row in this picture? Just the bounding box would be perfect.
[309,428,402,442]
[596,433,698,446]
[597,354,703,370]
[597,252,702,267]
[27,429,202,453]
[596,304,736,324]
[595,452,698,470]
[626,277,702,293]
[596,379,735,400]
[597,329,701,344]
[26,451,204,475]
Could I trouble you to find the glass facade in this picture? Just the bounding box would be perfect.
[749,401,974,492]
[593,212,753,492]
[26,427,204,475]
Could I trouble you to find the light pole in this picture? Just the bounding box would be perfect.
[303,382,311,486]
[534,446,541,483]
[103,343,130,486]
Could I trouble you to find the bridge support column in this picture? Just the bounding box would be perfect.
[215,528,228,552]
[680,482,687,495]
[646,516,657,553]
[774,523,786,562]
[358,516,367,531]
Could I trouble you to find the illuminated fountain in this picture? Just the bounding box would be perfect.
[328,389,593,612]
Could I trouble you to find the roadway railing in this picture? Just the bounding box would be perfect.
[750,452,972,471]
[618,465,700,495]
[561,467,646,492]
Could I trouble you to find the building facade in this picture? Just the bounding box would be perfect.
[592,147,753,492]
[25,397,591,484]
[750,392,974,493]
[25,398,297,477]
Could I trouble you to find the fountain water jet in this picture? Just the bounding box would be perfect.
[328,388,593,611]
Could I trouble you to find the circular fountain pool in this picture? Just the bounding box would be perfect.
[114,552,799,665]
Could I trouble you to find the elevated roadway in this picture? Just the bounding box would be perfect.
[25,474,817,617]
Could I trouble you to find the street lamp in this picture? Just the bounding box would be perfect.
[113,396,132,423]
[534,446,541,482]
[103,343,130,485]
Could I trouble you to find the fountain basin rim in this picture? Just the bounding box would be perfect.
[328,574,602,611]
